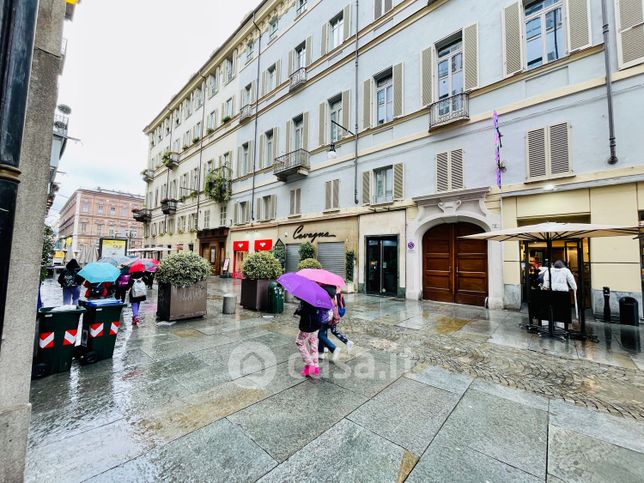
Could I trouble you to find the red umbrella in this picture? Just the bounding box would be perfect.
[141,258,160,266]
[128,261,145,273]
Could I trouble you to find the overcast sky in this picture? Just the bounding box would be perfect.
[48,0,259,223]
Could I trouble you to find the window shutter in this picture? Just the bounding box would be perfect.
[385,0,393,12]
[231,95,236,114]
[343,5,352,41]
[375,0,383,19]
[285,120,291,152]
[393,63,403,117]
[549,123,570,175]
[296,189,301,214]
[302,112,309,150]
[272,127,279,161]
[393,163,404,199]
[325,181,332,210]
[290,190,295,215]
[276,60,281,85]
[261,71,267,96]
[342,90,351,136]
[503,2,523,76]
[566,0,591,52]
[237,147,243,177]
[251,80,256,103]
[288,50,294,75]
[234,203,239,224]
[362,171,371,205]
[436,152,449,192]
[362,79,372,129]
[319,102,327,146]
[527,128,547,178]
[256,197,262,221]
[615,0,644,68]
[333,179,340,208]
[321,23,329,56]
[463,24,479,91]
[246,203,251,223]
[451,149,464,190]
[421,47,433,106]
[271,195,277,219]
[259,134,265,169]
[305,36,312,66]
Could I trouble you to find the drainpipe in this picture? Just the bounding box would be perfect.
[601,0,618,164]
[251,13,262,221]
[353,0,360,204]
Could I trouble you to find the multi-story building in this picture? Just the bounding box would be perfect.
[58,188,144,255]
[141,0,644,314]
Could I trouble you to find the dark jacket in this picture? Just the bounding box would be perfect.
[128,271,147,303]
[58,259,83,288]
[296,301,321,333]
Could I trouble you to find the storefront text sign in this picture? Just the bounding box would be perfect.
[254,239,273,251]
[233,241,249,251]
[293,225,336,243]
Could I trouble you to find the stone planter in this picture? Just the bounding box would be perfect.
[241,278,271,311]
[157,280,207,321]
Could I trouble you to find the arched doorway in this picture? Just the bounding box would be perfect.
[422,222,488,306]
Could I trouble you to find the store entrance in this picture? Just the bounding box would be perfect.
[366,236,399,296]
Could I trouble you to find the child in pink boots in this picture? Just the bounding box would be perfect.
[294,300,322,377]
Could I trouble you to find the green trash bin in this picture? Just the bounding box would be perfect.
[267,281,284,314]
[77,299,125,364]
[33,306,86,378]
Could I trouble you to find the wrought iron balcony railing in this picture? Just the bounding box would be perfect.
[160,199,178,215]
[141,169,155,183]
[289,67,307,91]
[132,208,152,223]
[273,149,310,181]
[239,104,253,122]
[428,92,470,130]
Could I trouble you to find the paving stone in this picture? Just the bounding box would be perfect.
[548,425,644,483]
[348,378,460,456]
[228,380,367,462]
[406,365,473,396]
[470,379,549,411]
[259,419,408,483]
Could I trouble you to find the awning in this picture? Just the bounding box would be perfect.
[254,239,273,251]
[233,240,249,252]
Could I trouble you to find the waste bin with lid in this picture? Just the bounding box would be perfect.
[618,296,639,326]
[33,306,86,378]
[267,281,284,314]
[76,298,125,364]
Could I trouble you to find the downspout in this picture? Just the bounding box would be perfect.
[251,13,262,221]
[354,0,360,204]
[601,0,618,164]
[195,76,208,234]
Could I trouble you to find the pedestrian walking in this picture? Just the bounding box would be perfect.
[329,290,353,353]
[57,259,83,305]
[128,270,147,326]
[542,260,577,292]
[114,267,131,303]
[318,284,340,362]
[294,300,321,377]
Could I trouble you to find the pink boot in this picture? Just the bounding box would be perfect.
[300,366,311,377]
[311,366,320,377]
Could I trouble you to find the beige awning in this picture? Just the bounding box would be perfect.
[461,222,640,242]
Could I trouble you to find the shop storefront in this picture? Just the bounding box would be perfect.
[197,228,228,275]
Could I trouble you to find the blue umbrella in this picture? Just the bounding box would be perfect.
[277,273,333,309]
[78,262,121,284]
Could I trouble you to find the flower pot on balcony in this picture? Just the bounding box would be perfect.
[157,281,207,321]
[161,199,177,215]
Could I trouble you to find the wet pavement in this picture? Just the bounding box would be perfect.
[28,278,644,482]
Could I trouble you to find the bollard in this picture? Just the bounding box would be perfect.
[603,286,611,322]
[222,294,237,314]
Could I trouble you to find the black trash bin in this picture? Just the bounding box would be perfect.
[33,306,86,378]
[76,298,125,364]
[618,297,639,326]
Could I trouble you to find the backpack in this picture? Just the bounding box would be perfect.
[63,271,77,288]
[316,308,333,325]
[336,292,346,317]
[116,274,131,289]
[131,279,147,298]
[88,283,104,298]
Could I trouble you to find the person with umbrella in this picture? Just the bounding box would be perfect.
[57,258,84,305]
[126,261,147,326]
[78,262,121,299]
[114,265,131,303]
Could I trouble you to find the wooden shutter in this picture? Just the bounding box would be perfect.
[305,36,312,66]
[319,102,327,146]
[325,181,332,210]
[343,5,352,41]
[288,50,294,75]
[549,123,570,175]
[251,80,256,103]
[393,63,403,117]
[385,0,392,12]
[362,79,372,129]
[503,2,523,76]
[527,128,547,178]
[342,90,351,136]
[237,146,243,177]
[302,112,309,150]
[463,24,479,91]
[615,0,644,68]
[231,95,236,115]
[256,197,262,221]
[276,60,281,84]
[321,23,328,56]
[362,171,371,205]
[421,47,433,106]
[296,189,301,214]
[566,0,590,52]
[285,120,291,152]
[271,195,277,219]
[333,179,340,208]
[451,149,464,190]
[290,190,295,215]
[375,0,383,19]
[393,163,404,199]
[436,152,449,192]
[248,140,254,173]
[272,127,279,161]
[259,134,265,169]
[261,71,267,97]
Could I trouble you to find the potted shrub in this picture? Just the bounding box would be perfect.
[240,251,283,311]
[204,169,231,203]
[222,115,232,124]
[207,128,215,135]
[299,242,315,261]
[298,258,321,270]
[155,252,211,321]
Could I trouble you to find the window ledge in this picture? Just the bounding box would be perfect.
[370,200,394,207]
[323,208,340,214]
[523,172,575,185]
[288,214,302,219]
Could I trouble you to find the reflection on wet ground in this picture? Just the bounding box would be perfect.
[28,278,644,482]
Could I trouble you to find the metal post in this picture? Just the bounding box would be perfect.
[0,0,39,351]
[601,0,618,164]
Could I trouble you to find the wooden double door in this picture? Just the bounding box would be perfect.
[422,222,488,306]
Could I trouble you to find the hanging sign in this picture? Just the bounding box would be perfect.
[233,241,249,252]
[254,239,273,251]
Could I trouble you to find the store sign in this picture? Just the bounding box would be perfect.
[233,241,249,251]
[293,225,336,243]
[254,239,273,251]
[99,238,127,258]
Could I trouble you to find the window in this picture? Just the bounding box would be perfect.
[80,222,87,234]
[375,0,393,19]
[246,40,255,62]
[293,117,304,150]
[374,166,393,204]
[208,74,217,98]
[203,209,210,229]
[259,195,276,221]
[224,57,235,83]
[329,97,343,143]
[236,201,250,224]
[527,122,570,179]
[436,149,464,192]
[194,88,203,109]
[295,43,306,70]
[325,179,340,210]
[265,130,274,167]
[173,139,180,153]
[266,64,276,92]
[183,130,191,147]
[81,201,89,213]
[96,224,103,236]
[220,205,227,226]
[108,228,115,237]
[524,0,565,69]
[192,168,199,191]
[223,151,231,169]
[290,189,301,215]
[224,97,233,118]
[437,39,464,115]
[269,17,278,40]
[207,110,216,131]
[296,0,307,16]
[97,203,104,215]
[120,207,127,217]
[109,206,115,216]
[243,84,253,106]
[239,143,250,177]
[194,122,202,140]
[329,13,344,50]
[174,109,181,126]
[376,74,393,125]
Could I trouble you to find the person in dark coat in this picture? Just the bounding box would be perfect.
[127,270,147,325]
[57,259,83,305]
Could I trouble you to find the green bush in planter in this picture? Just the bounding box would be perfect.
[298,242,315,261]
[242,251,283,280]
[298,258,322,270]
[156,251,211,287]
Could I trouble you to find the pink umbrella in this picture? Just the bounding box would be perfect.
[297,268,345,288]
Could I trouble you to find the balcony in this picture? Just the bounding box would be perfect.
[53,114,68,136]
[160,199,178,215]
[162,152,180,169]
[428,92,470,130]
[132,208,152,223]
[239,104,253,123]
[273,149,310,181]
[141,169,155,183]
[59,37,67,74]
[289,67,307,91]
